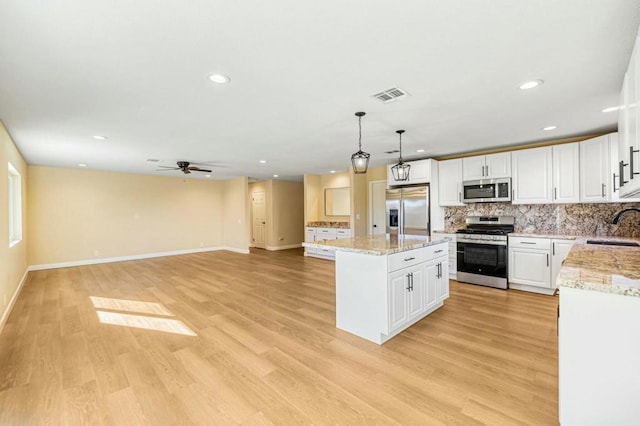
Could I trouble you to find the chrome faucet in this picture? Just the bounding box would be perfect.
[611,207,640,225]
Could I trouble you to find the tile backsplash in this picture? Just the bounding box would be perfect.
[444,203,640,238]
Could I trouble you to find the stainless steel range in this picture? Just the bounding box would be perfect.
[456,216,515,290]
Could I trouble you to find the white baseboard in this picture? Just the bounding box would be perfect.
[266,243,302,251]
[28,246,249,271]
[0,268,29,334]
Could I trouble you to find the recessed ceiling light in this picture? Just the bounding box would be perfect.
[259,160,267,164]
[209,73,230,84]
[519,80,544,90]
[330,170,336,174]
[273,174,279,178]
[542,126,557,131]
[416,149,425,153]
[205,174,211,178]
[93,135,107,140]
[602,106,620,113]
[78,163,87,168]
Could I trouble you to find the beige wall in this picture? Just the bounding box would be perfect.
[222,177,250,251]
[27,166,230,266]
[250,180,304,249]
[351,172,367,236]
[0,122,28,327]
[304,171,351,223]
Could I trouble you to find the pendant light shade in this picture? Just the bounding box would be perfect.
[351,111,370,174]
[391,130,410,181]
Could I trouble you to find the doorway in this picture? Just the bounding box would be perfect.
[369,180,386,235]
[251,190,266,249]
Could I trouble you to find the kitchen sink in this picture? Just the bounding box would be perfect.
[586,239,640,247]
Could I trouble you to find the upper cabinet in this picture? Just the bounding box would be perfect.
[512,144,579,204]
[387,159,432,187]
[512,147,553,204]
[462,152,511,180]
[580,134,611,203]
[618,30,640,198]
[438,159,464,206]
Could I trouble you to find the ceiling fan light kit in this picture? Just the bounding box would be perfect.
[350,111,370,174]
[391,129,410,181]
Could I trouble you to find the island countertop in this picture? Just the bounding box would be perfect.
[557,237,640,297]
[302,234,446,256]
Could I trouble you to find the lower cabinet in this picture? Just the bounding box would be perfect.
[305,227,351,260]
[431,233,457,279]
[508,236,574,295]
[335,242,449,344]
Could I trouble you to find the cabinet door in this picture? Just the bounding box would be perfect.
[408,159,430,185]
[485,152,511,179]
[388,270,410,330]
[610,133,640,202]
[580,135,610,202]
[407,267,425,320]
[553,143,580,203]
[512,147,553,204]
[305,228,316,242]
[462,155,486,180]
[437,258,450,301]
[508,248,551,288]
[424,262,439,311]
[551,239,574,288]
[438,159,464,206]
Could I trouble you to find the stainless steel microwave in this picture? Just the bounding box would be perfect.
[462,178,511,203]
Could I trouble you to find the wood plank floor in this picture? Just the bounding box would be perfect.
[0,248,559,425]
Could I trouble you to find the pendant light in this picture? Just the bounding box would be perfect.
[391,130,410,181]
[350,111,370,174]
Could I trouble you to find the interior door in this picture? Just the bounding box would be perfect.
[251,190,266,249]
[370,180,386,235]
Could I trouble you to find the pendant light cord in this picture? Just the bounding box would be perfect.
[358,115,363,151]
[398,132,403,162]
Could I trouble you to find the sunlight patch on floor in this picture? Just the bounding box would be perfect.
[96,310,197,336]
[90,296,174,316]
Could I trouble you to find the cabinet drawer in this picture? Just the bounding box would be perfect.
[388,249,424,272]
[316,228,337,239]
[509,236,551,250]
[424,243,448,261]
[336,229,351,238]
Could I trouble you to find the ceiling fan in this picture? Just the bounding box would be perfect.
[156,161,212,174]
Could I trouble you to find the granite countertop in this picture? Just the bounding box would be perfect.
[557,237,640,297]
[306,221,351,229]
[509,232,578,240]
[302,234,447,256]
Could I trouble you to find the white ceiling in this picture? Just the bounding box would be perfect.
[1,1,639,181]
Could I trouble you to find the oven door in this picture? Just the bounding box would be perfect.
[457,241,507,278]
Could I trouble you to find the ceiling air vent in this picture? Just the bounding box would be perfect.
[372,87,409,103]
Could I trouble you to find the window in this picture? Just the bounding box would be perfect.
[8,163,22,247]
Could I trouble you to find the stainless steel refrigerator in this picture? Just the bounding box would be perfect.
[385,185,430,236]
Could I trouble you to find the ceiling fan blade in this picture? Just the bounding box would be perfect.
[188,162,228,168]
[156,166,180,169]
[156,168,180,171]
[189,167,212,173]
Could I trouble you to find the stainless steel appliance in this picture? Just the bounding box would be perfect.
[462,177,511,203]
[456,216,514,289]
[385,185,430,235]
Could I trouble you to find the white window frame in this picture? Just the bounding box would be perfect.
[8,162,22,247]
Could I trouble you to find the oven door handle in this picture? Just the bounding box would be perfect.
[457,239,507,246]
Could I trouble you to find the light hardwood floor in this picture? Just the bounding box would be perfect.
[0,248,559,425]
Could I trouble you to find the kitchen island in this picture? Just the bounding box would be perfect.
[557,237,640,426]
[303,234,449,344]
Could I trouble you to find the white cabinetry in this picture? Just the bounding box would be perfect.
[335,242,449,344]
[618,29,640,198]
[431,233,457,279]
[438,159,464,206]
[611,133,640,202]
[512,147,553,204]
[508,236,574,294]
[462,152,511,181]
[553,143,580,203]
[304,227,351,260]
[387,159,433,187]
[512,144,579,204]
[580,134,611,202]
[559,287,640,425]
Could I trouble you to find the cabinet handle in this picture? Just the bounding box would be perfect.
[404,257,415,262]
[406,274,411,291]
[435,249,444,254]
[458,192,461,202]
[601,183,606,198]
[620,161,629,187]
[512,189,515,200]
[631,146,640,179]
[553,242,555,256]
[521,241,537,245]
[613,173,619,193]
[546,253,549,267]
[410,273,414,291]
[485,165,489,177]
[554,187,557,200]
